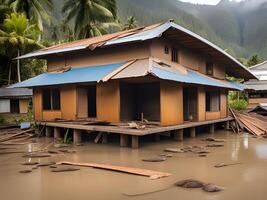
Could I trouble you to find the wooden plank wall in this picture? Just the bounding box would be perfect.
[97,81,120,123]
[61,85,77,120]
[77,87,88,118]
[197,86,206,121]
[160,81,183,126]
[33,88,42,121]
[19,99,29,114]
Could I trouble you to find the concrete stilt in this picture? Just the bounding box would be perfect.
[173,129,183,141]
[54,127,61,140]
[131,135,139,149]
[210,124,215,133]
[190,127,196,138]
[102,133,108,144]
[224,121,230,130]
[73,129,82,144]
[154,134,160,142]
[120,134,128,147]
[45,127,53,137]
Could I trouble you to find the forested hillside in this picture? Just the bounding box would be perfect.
[116,0,267,59]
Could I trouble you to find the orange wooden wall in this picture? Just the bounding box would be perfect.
[96,81,120,123]
[61,85,77,120]
[160,81,183,126]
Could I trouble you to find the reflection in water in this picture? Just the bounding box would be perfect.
[255,144,267,159]
[243,136,249,150]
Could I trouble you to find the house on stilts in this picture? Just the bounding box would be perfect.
[10,20,255,148]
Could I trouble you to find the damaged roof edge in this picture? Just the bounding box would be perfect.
[15,20,255,79]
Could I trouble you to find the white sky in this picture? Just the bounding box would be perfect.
[179,0,243,5]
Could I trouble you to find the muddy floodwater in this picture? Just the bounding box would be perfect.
[1,129,267,200]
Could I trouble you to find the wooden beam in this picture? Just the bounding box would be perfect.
[173,129,183,141]
[120,134,128,147]
[54,127,61,140]
[210,124,215,133]
[102,133,108,144]
[94,132,103,143]
[45,127,53,137]
[73,129,82,144]
[190,127,196,138]
[131,135,139,149]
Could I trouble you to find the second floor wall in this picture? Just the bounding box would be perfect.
[47,38,226,80]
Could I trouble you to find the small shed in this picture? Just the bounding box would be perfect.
[0,88,32,114]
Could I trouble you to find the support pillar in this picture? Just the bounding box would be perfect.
[120,134,128,147]
[102,133,108,144]
[173,129,183,141]
[54,127,61,140]
[73,129,82,144]
[210,124,215,133]
[190,127,196,138]
[224,121,230,130]
[45,127,53,137]
[131,135,139,149]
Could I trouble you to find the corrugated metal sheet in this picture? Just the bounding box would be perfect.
[0,88,32,97]
[9,62,125,88]
[244,80,267,91]
[150,65,243,90]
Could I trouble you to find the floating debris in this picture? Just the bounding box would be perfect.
[203,183,223,192]
[203,137,225,142]
[214,162,242,168]
[51,166,80,172]
[206,143,224,147]
[175,179,205,188]
[198,154,207,157]
[142,157,167,162]
[37,161,56,167]
[19,169,32,173]
[22,161,39,166]
[164,148,184,153]
[58,149,76,153]
[22,153,51,158]
[159,153,173,157]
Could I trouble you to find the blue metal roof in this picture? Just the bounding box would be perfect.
[9,62,125,88]
[150,66,244,91]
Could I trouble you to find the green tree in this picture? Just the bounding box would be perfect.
[247,54,261,67]
[0,0,11,23]
[123,16,138,30]
[0,13,43,82]
[62,0,118,39]
[7,0,52,31]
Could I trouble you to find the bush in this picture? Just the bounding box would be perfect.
[0,114,5,124]
[229,99,248,110]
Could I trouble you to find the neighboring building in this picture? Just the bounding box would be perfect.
[0,88,32,115]
[244,61,267,109]
[11,20,254,127]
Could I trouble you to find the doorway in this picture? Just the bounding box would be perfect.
[183,87,198,121]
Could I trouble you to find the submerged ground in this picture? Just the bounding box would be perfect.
[0,129,266,200]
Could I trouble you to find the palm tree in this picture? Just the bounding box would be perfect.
[0,0,11,23]
[123,16,138,30]
[7,0,52,31]
[62,0,118,39]
[0,13,43,82]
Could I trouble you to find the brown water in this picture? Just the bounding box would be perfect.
[0,130,267,200]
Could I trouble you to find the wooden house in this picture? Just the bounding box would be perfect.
[244,61,267,109]
[0,88,32,118]
[11,20,255,147]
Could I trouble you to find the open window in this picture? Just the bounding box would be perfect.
[42,88,60,110]
[171,48,179,63]
[183,87,198,121]
[206,62,214,76]
[206,91,220,112]
[120,82,160,122]
[10,99,19,113]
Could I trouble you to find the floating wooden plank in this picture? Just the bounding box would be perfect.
[57,161,172,179]
[0,129,34,143]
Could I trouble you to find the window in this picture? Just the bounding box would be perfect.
[206,91,220,112]
[171,48,178,63]
[164,46,169,54]
[206,62,214,76]
[10,99,19,113]
[42,88,60,110]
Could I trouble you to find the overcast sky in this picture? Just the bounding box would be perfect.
[179,0,243,5]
